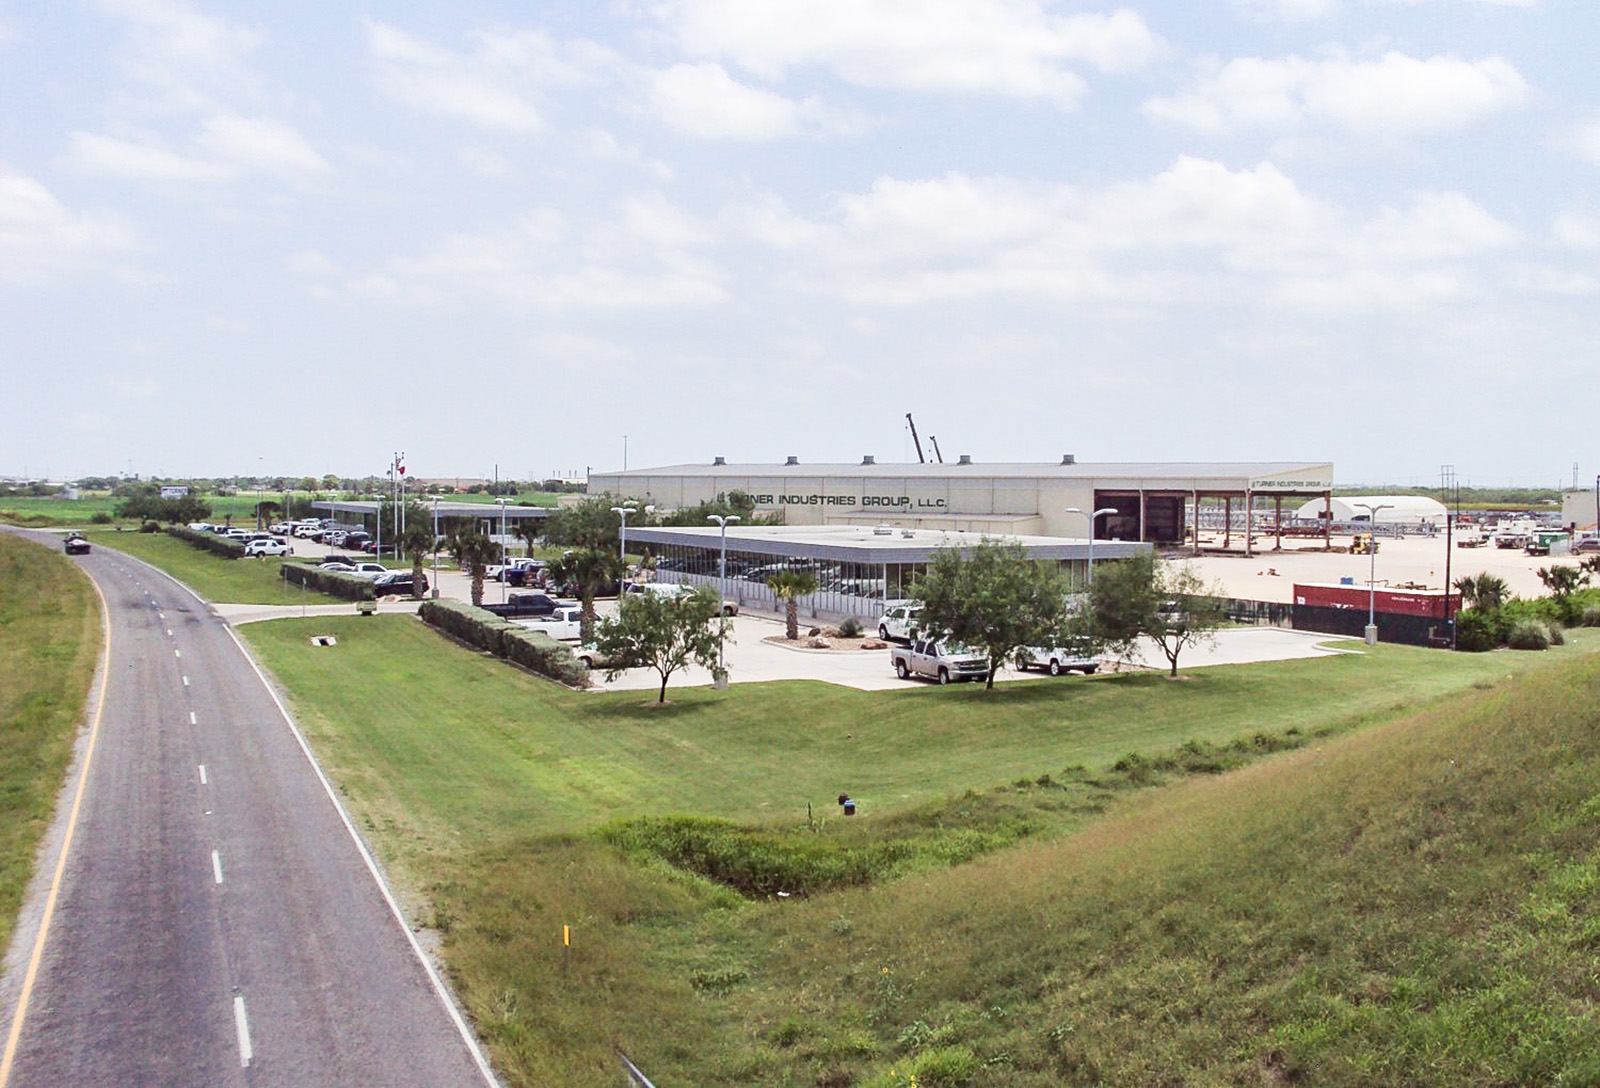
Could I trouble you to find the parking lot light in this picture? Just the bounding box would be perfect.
[1353,502,1393,644]
[707,514,740,678]
[1066,506,1117,589]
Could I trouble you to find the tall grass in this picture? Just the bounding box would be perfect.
[0,535,100,954]
[239,615,1600,1085]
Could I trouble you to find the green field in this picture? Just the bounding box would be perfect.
[90,531,338,605]
[0,534,100,956]
[242,613,1600,1086]
[0,491,277,527]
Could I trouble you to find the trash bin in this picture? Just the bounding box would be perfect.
[1339,576,1354,585]
[842,798,856,816]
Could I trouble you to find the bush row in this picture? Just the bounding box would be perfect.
[1455,588,1600,652]
[280,562,375,602]
[166,525,246,559]
[418,598,589,688]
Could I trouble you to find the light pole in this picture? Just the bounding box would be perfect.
[1354,502,1393,645]
[431,495,440,599]
[707,514,740,681]
[495,497,510,603]
[1066,506,1118,590]
[612,503,655,584]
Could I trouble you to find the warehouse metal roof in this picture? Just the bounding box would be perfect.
[628,524,1149,565]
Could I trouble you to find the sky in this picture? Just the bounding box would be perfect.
[2,0,1596,489]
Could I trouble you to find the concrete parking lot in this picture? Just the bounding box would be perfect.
[232,532,1363,693]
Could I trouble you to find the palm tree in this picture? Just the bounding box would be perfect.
[767,569,818,641]
[547,546,622,642]
[396,515,438,600]
[448,527,500,607]
[1454,572,1509,613]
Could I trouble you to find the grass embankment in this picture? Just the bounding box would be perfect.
[91,531,333,605]
[0,535,100,955]
[0,492,268,527]
[243,614,1600,1085]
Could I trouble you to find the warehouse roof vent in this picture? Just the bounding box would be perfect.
[861,455,875,465]
[713,456,726,466]
[957,454,973,465]
[1061,454,1076,465]
[785,456,799,465]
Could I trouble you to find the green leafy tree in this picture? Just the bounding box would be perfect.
[448,527,499,607]
[1454,572,1509,613]
[544,494,637,551]
[592,584,725,703]
[396,502,439,600]
[1537,564,1591,625]
[1089,552,1227,677]
[767,569,819,641]
[548,547,623,642]
[114,485,211,525]
[914,538,1077,690]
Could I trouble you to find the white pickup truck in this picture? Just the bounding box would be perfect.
[890,638,990,684]
[515,606,586,641]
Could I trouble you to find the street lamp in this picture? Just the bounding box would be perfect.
[612,503,655,581]
[1353,502,1393,645]
[495,497,511,603]
[431,495,441,599]
[1066,506,1118,590]
[707,514,741,681]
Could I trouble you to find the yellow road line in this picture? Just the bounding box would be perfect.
[0,572,112,1087]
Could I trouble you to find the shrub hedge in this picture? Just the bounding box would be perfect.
[280,562,375,602]
[166,525,246,559]
[418,598,589,688]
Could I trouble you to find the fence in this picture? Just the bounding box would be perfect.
[1219,597,1293,627]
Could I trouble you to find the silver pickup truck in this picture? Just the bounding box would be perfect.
[891,638,990,684]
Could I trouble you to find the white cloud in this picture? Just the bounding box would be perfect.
[1146,51,1527,136]
[64,118,325,183]
[198,114,326,176]
[731,157,1520,313]
[0,168,138,285]
[99,0,265,114]
[353,199,725,312]
[1233,0,1340,21]
[64,131,229,182]
[586,130,675,182]
[650,0,1160,106]
[366,21,618,132]
[648,63,802,139]
[1569,118,1600,165]
[1551,212,1600,250]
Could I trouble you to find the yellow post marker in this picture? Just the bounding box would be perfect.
[562,924,570,974]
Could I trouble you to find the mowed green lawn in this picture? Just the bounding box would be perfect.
[0,535,100,956]
[91,530,335,605]
[241,614,1600,1086]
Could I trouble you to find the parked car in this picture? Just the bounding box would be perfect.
[343,562,391,580]
[1575,537,1600,554]
[372,570,428,596]
[624,581,739,616]
[877,602,924,643]
[63,533,91,555]
[891,639,989,684]
[319,562,359,574]
[268,522,291,534]
[1014,640,1098,676]
[292,523,321,538]
[244,537,291,557]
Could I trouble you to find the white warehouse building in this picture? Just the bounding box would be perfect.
[591,456,1337,552]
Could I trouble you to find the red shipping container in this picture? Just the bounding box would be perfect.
[1293,582,1459,618]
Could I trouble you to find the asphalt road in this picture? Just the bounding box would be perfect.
[0,531,495,1087]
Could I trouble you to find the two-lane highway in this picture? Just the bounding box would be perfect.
[0,533,495,1087]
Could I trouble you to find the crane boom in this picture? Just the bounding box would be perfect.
[905,413,926,463]
[928,435,944,464]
